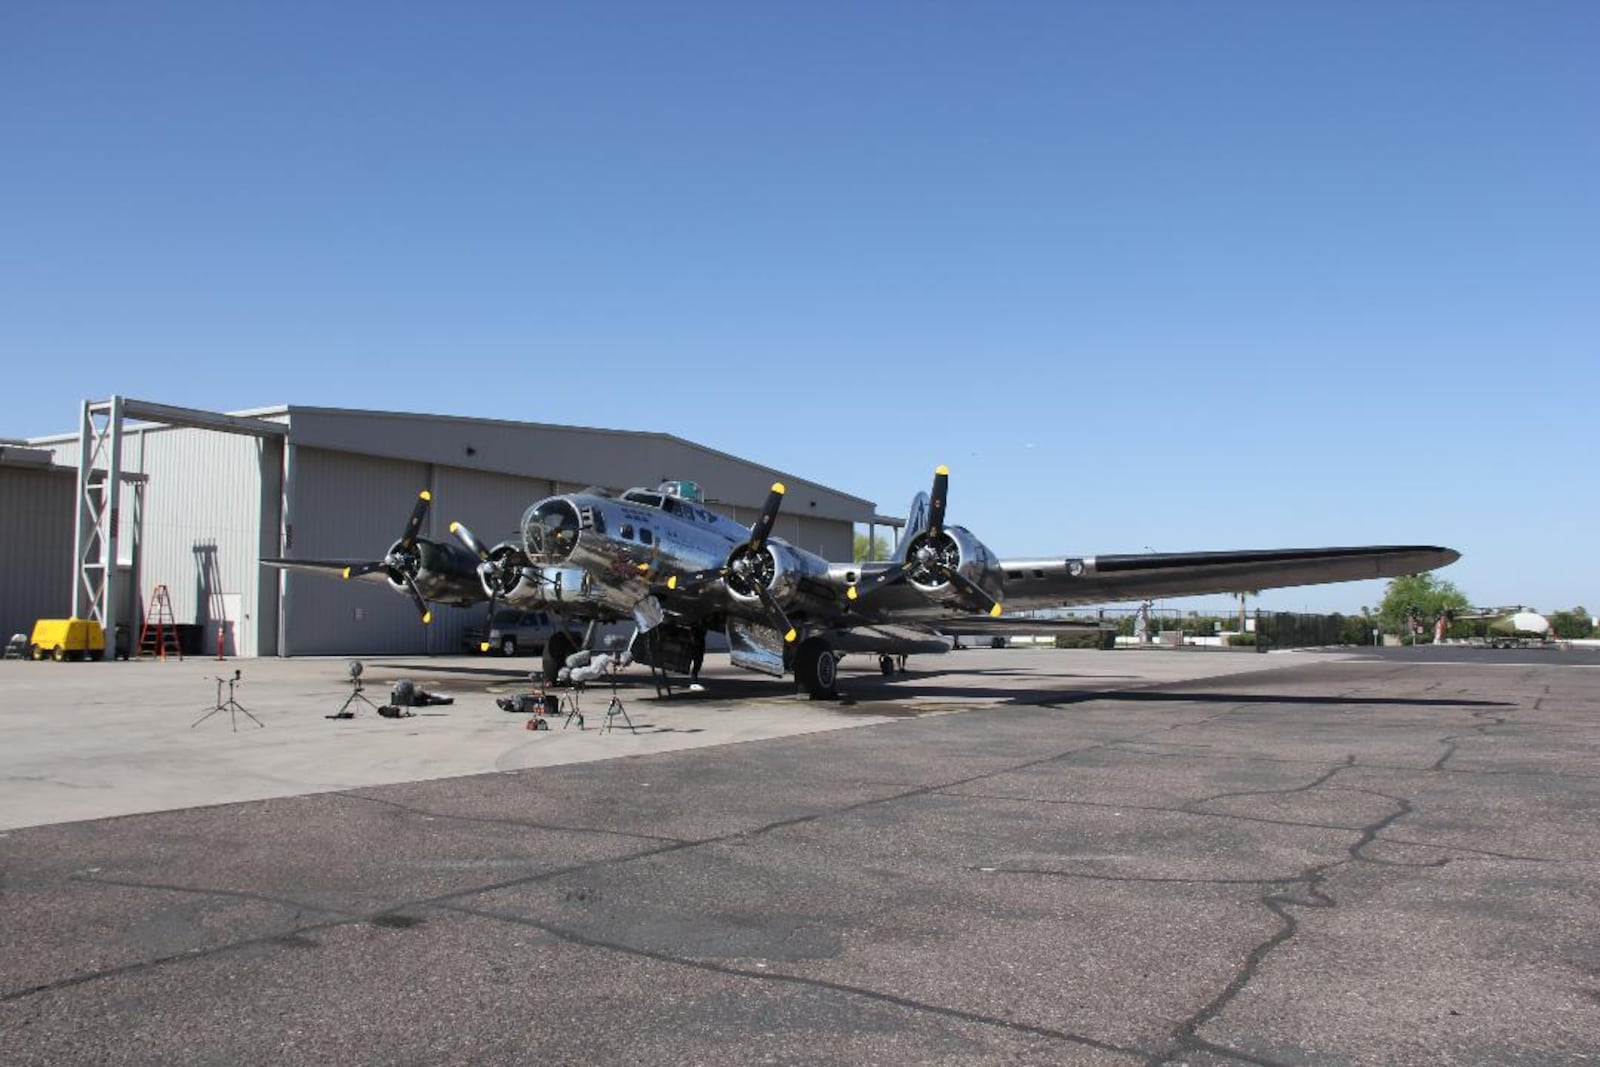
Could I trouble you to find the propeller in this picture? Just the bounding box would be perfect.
[342,490,435,624]
[846,466,1002,617]
[449,520,501,651]
[665,482,797,643]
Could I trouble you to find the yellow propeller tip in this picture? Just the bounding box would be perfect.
[846,586,857,600]
[341,567,352,579]
[989,603,1003,618]
[637,562,650,571]
[479,642,490,653]
[784,629,797,643]
[422,612,433,625]
[667,576,678,590]
[449,521,460,533]
[935,465,949,476]
[419,490,432,501]
[772,482,786,494]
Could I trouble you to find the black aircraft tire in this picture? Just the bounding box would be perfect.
[500,635,517,658]
[879,655,894,676]
[796,637,839,700]
[542,630,577,685]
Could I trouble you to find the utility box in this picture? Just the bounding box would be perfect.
[28,618,107,661]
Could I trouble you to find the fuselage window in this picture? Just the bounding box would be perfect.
[619,523,635,540]
[639,527,654,545]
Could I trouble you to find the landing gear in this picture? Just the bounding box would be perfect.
[500,635,517,657]
[878,654,895,677]
[795,636,839,700]
[542,630,577,685]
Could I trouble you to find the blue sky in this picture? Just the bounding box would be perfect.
[4,3,1595,614]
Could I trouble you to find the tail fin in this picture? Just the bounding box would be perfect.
[892,492,930,561]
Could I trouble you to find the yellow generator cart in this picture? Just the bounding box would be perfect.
[29,618,107,662]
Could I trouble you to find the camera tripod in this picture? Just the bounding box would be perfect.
[329,675,380,719]
[555,660,637,734]
[193,670,264,731]
[596,667,636,735]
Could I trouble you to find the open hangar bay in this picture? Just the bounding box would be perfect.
[2,644,1597,1065]
[6,398,877,657]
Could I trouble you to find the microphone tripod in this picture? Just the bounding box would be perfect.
[193,670,264,731]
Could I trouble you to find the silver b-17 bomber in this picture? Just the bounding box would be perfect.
[268,467,1459,698]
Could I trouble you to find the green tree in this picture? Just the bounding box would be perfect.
[1377,573,1469,638]
[1549,609,1594,640]
[854,531,893,562]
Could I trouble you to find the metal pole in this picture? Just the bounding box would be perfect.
[103,396,125,642]
[71,400,93,619]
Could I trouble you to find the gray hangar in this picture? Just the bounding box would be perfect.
[23,402,879,658]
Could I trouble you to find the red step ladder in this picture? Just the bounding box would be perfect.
[139,585,183,661]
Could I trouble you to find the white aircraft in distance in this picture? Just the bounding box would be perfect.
[1432,607,1553,648]
[270,466,1459,698]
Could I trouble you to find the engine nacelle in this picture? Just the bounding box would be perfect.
[478,545,546,606]
[392,539,480,590]
[390,538,485,606]
[904,526,1004,608]
[726,542,834,614]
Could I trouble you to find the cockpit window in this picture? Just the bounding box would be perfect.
[621,490,664,509]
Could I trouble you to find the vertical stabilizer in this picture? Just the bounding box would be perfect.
[892,492,930,562]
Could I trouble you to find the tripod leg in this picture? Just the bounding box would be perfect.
[193,679,227,728]
[192,704,226,728]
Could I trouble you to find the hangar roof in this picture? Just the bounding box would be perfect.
[31,402,879,524]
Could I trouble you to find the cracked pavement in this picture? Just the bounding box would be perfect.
[3,647,1598,1064]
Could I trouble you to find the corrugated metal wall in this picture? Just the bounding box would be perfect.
[122,427,269,656]
[283,447,449,655]
[283,452,570,656]
[0,465,75,643]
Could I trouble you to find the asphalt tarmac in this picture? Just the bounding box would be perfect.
[3,646,1598,1065]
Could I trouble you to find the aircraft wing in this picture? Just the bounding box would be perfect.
[262,558,394,587]
[996,546,1460,610]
